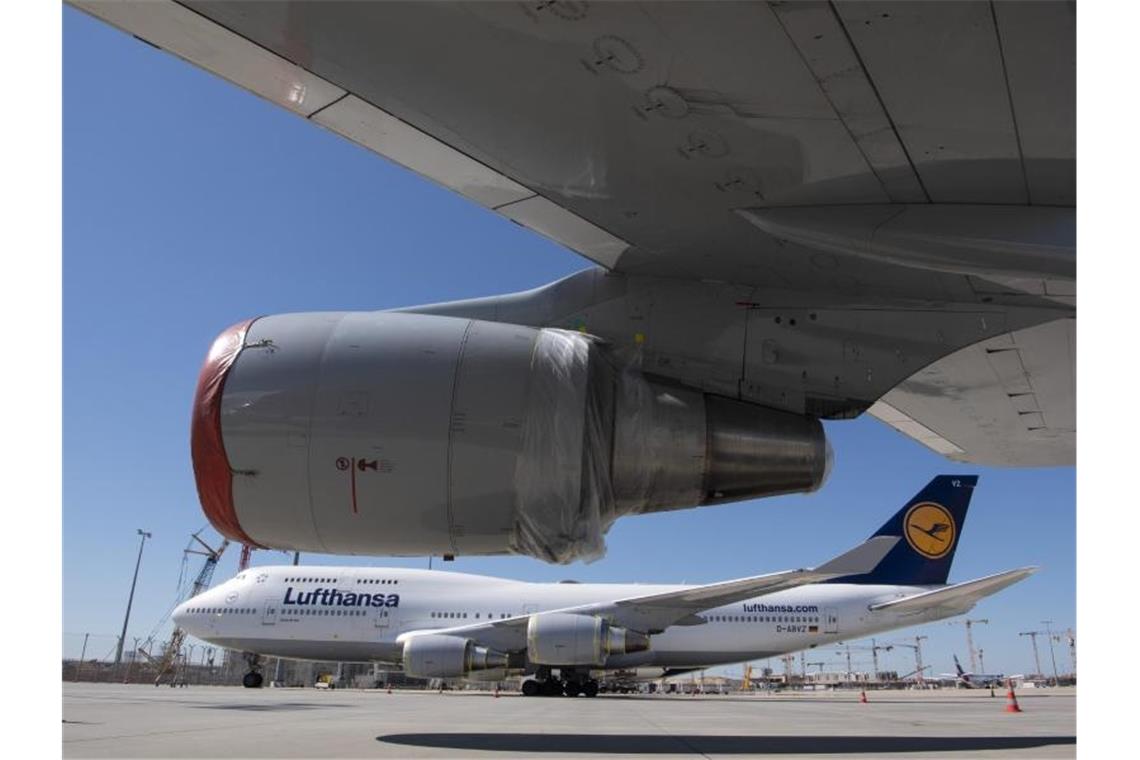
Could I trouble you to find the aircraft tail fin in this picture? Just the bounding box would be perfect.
[954,654,967,677]
[830,475,977,586]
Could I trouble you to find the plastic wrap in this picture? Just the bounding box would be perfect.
[190,319,262,547]
[511,329,616,564]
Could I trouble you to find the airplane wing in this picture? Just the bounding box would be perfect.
[398,536,898,652]
[67,1,1074,466]
[868,567,1037,616]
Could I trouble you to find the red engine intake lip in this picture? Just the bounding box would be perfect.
[190,318,263,547]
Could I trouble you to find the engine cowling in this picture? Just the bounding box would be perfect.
[526,612,650,666]
[401,634,508,679]
[192,312,830,563]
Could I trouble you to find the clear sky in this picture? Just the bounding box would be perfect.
[63,7,1074,680]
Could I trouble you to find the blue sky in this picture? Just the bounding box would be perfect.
[63,7,1074,679]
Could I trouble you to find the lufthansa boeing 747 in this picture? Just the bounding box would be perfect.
[174,476,1034,696]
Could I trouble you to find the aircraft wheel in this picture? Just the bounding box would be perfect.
[521,680,539,697]
[583,681,598,698]
[242,672,264,689]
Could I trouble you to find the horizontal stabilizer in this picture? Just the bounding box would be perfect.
[869,567,1038,614]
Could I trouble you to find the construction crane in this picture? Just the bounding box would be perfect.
[950,618,989,672]
[1065,628,1076,679]
[780,653,796,686]
[151,531,229,686]
[838,640,893,684]
[1019,630,1044,679]
[238,544,254,572]
[893,636,928,687]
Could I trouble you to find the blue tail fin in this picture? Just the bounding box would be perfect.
[832,475,977,586]
[954,654,966,677]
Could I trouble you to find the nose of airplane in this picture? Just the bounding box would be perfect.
[172,601,190,629]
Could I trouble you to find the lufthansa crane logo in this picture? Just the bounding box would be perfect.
[903,502,956,559]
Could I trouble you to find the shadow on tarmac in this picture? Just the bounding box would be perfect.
[193,702,354,711]
[378,733,1076,754]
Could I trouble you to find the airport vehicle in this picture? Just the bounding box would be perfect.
[945,654,1017,689]
[71,1,1075,562]
[173,475,1035,696]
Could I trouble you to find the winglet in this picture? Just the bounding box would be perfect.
[814,536,900,577]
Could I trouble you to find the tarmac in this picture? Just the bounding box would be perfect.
[62,682,1076,758]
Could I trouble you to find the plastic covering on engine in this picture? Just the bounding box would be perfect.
[511,329,618,564]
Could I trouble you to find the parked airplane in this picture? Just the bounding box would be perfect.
[946,654,1018,689]
[69,1,1075,563]
[174,476,1034,696]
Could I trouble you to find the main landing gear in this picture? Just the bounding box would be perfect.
[521,673,599,697]
[241,652,264,689]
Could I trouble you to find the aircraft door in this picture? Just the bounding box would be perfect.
[823,607,839,634]
[262,597,279,626]
[374,604,391,630]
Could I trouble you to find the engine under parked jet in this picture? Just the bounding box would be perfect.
[72,1,1076,562]
[174,476,1035,695]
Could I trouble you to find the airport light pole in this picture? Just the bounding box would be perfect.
[1042,620,1061,685]
[1019,631,1043,679]
[115,529,152,665]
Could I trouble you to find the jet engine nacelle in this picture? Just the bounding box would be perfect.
[401,634,508,679]
[192,312,830,563]
[526,612,650,666]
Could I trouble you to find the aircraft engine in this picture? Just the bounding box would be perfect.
[401,634,508,679]
[526,612,650,666]
[192,312,830,563]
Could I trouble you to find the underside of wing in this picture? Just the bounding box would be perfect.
[68,0,1075,469]
[870,318,1073,465]
[69,0,1073,284]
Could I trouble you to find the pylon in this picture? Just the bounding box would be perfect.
[1004,680,1022,713]
[859,690,868,704]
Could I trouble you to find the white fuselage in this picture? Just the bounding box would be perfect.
[174,566,955,675]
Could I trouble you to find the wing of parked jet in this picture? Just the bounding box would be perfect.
[67,1,1074,467]
[398,536,898,653]
[868,567,1038,616]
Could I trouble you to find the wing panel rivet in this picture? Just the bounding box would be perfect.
[590,35,644,74]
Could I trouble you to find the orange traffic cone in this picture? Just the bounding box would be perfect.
[1004,680,1022,713]
[859,690,868,704]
